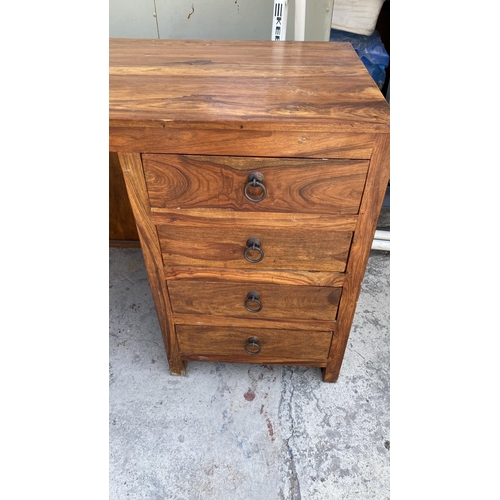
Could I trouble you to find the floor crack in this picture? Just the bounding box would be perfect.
[278,367,302,500]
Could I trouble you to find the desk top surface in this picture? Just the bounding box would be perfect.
[109,39,389,133]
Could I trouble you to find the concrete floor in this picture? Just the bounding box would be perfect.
[109,247,390,500]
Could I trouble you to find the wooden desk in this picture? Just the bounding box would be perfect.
[109,38,389,382]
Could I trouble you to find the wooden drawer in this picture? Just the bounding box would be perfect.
[176,325,332,365]
[157,223,353,272]
[168,280,342,321]
[142,155,369,215]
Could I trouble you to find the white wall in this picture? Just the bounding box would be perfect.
[109,0,158,38]
[109,0,334,41]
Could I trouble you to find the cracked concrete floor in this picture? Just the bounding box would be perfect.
[109,248,390,500]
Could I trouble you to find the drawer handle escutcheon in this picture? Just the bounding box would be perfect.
[244,291,262,313]
[244,238,264,263]
[244,336,261,355]
[244,172,267,202]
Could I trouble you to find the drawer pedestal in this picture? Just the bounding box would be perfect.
[110,39,390,382]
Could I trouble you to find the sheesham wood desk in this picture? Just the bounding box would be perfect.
[109,38,389,382]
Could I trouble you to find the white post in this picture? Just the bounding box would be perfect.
[295,0,306,41]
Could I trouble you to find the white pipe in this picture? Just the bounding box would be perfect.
[374,230,390,241]
[372,231,390,251]
[372,239,390,251]
[295,0,306,41]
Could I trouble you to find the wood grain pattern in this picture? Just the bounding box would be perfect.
[323,134,390,382]
[164,267,346,287]
[151,209,357,231]
[157,224,352,272]
[109,39,389,134]
[172,314,336,332]
[109,152,139,242]
[168,280,341,321]
[117,152,186,376]
[176,325,332,363]
[110,128,374,158]
[142,155,368,214]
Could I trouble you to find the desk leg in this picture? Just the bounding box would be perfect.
[323,134,390,382]
[117,152,186,376]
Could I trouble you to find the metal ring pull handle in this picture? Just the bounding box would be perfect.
[244,336,261,355]
[244,172,267,202]
[244,291,262,313]
[244,238,264,263]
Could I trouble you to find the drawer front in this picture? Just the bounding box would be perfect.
[168,280,341,321]
[142,155,369,215]
[176,325,332,364]
[157,225,352,272]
